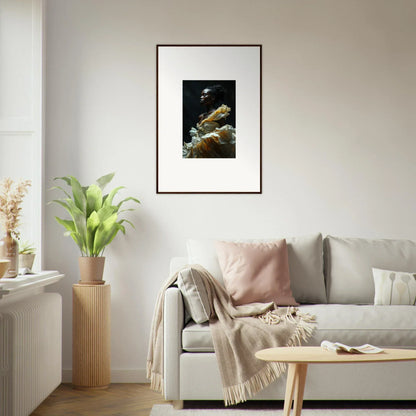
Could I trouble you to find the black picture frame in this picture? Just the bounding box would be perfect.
[156,44,262,194]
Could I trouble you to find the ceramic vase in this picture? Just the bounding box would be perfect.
[0,260,10,279]
[19,253,36,271]
[0,231,19,278]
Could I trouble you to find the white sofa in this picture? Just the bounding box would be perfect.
[163,234,416,403]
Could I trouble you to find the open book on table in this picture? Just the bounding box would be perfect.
[321,340,384,354]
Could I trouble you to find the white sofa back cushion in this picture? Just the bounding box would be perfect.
[170,257,188,275]
[187,233,326,304]
[324,235,416,304]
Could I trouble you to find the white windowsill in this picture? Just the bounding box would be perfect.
[0,271,64,300]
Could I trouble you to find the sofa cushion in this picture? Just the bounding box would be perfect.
[182,304,416,352]
[187,233,326,304]
[216,240,297,306]
[169,257,188,275]
[182,321,214,352]
[177,267,211,324]
[302,304,416,348]
[187,240,225,285]
[324,236,416,304]
[372,268,416,305]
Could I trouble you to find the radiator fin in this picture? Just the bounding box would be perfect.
[0,293,62,416]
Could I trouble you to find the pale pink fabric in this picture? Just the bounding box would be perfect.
[215,240,298,306]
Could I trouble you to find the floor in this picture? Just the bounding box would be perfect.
[31,384,416,416]
[31,384,169,416]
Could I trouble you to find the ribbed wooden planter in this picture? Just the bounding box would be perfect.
[72,284,111,389]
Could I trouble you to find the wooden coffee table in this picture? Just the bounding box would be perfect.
[255,346,416,416]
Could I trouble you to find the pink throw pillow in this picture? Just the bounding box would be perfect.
[215,240,298,306]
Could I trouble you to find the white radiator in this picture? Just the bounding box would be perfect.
[0,293,62,416]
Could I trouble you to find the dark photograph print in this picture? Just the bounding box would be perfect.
[182,80,236,158]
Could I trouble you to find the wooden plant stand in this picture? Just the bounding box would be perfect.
[72,283,111,389]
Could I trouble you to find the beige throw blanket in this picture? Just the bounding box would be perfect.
[147,265,316,406]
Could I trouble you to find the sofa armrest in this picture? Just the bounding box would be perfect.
[163,286,184,400]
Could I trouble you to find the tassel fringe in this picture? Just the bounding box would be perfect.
[223,361,286,406]
[288,310,317,347]
[220,308,316,406]
[258,310,282,324]
[147,360,163,394]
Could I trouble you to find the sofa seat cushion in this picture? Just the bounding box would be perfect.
[182,321,214,352]
[301,304,416,348]
[182,304,416,352]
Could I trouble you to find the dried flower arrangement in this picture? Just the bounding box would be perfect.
[0,178,32,238]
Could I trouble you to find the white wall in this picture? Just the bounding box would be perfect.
[45,0,416,381]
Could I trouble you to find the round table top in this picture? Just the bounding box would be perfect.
[255,346,416,364]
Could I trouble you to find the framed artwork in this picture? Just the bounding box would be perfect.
[156,44,262,194]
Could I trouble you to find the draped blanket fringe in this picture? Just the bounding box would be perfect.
[147,361,163,394]
[222,311,316,406]
[147,265,316,406]
[223,361,286,406]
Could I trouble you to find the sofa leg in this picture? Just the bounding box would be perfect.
[173,400,184,409]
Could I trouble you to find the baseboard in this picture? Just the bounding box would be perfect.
[62,369,147,383]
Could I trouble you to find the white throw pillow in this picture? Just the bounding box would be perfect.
[373,268,416,305]
[177,267,211,324]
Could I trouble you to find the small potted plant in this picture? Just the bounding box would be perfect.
[19,241,36,271]
[50,172,140,284]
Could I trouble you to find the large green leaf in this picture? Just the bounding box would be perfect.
[103,223,124,248]
[69,176,87,213]
[65,199,88,254]
[49,185,71,199]
[86,184,103,217]
[54,198,88,255]
[87,211,100,231]
[70,232,83,251]
[93,213,118,255]
[50,199,73,216]
[117,196,140,209]
[96,172,115,190]
[54,176,72,186]
[97,205,117,222]
[86,211,100,255]
[55,217,76,233]
[116,222,126,234]
[118,218,135,230]
[103,186,125,208]
[55,217,83,252]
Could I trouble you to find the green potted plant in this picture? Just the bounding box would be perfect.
[50,172,140,284]
[18,241,36,271]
